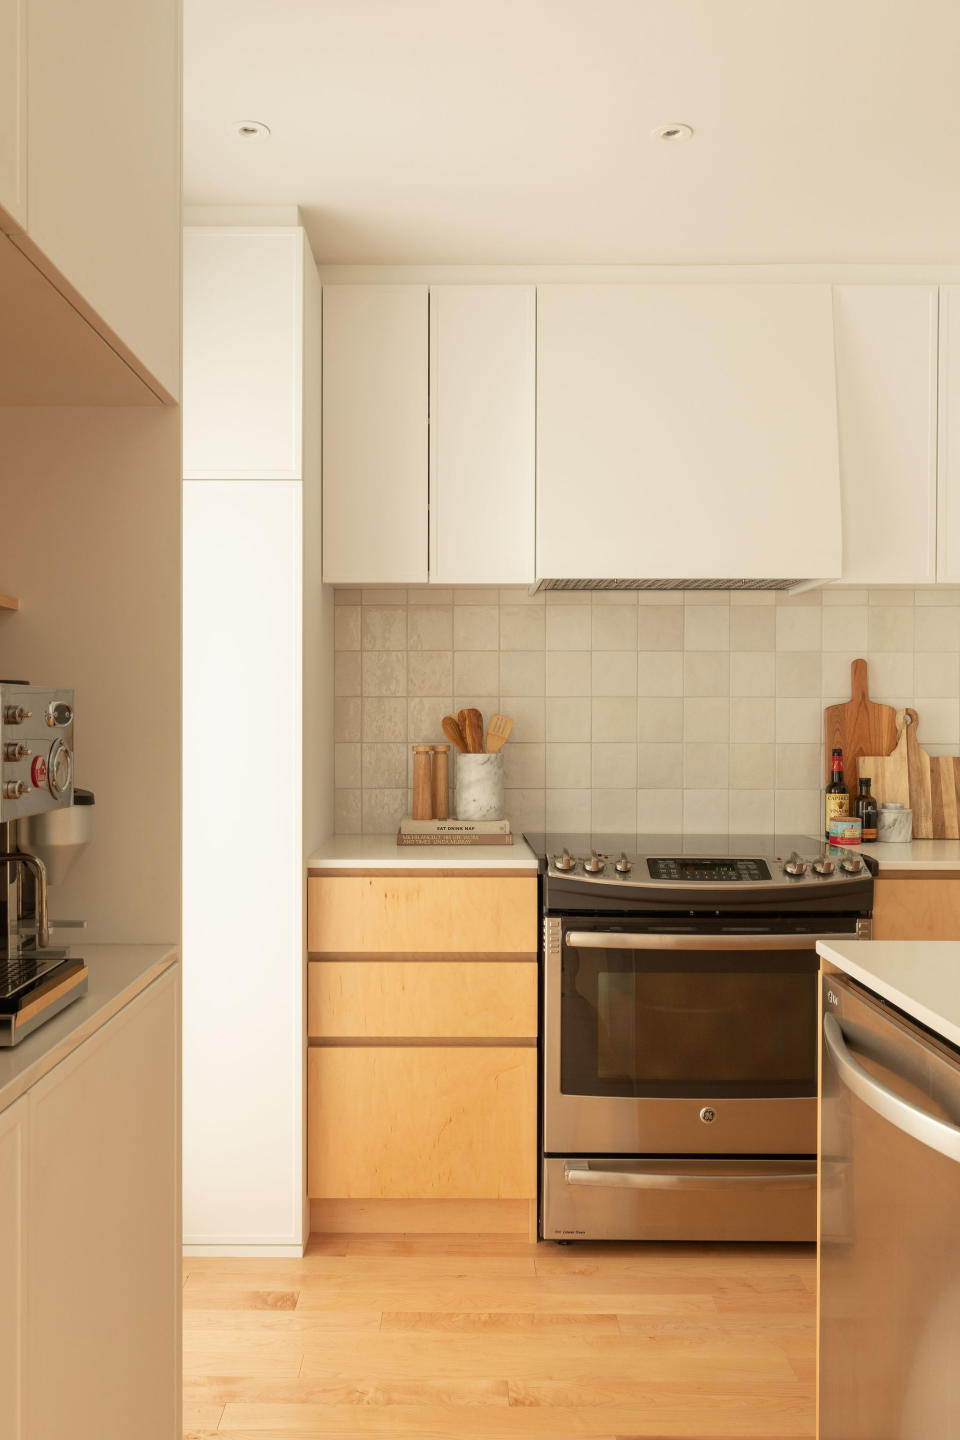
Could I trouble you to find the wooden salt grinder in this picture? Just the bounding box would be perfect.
[431,744,450,819]
[412,745,433,820]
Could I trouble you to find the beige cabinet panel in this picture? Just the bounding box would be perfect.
[873,876,960,940]
[24,973,179,1440]
[939,287,960,582]
[308,959,537,1039]
[308,1046,537,1199]
[0,0,26,228]
[0,1096,26,1440]
[307,875,538,954]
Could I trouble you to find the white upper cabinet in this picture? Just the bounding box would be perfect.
[0,0,26,229]
[833,285,938,585]
[429,286,536,585]
[536,285,841,583]
[183,228,306,480]
[323,286,429,586]
[938,287,960,583]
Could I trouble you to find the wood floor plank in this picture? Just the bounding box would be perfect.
[380,1309,622,1335]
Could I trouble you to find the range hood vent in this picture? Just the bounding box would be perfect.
[534,577,810,593]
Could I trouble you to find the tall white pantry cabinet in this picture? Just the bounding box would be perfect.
[182,224,332,1253]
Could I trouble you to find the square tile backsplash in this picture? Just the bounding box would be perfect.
[332,585,960,836]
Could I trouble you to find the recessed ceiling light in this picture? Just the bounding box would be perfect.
[652,122,694,143]
[233,120,271,141]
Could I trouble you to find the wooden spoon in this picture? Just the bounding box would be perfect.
[486,713,513,753]
[441,715,468,753]
[458,708,485,754]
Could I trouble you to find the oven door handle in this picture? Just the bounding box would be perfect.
[564,1160,817,1191]
[564,931,853,951]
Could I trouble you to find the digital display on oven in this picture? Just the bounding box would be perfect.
[647,857,772,882]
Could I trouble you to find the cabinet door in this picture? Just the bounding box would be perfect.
[833,285,938,585]
[939,287,960,582]
[430,286,535,583]
[536,284,841,582]
[24,973,179,1440]
[0,1096,27,1440]
[323,285,428,584]
[183,228,305,479]
[0,0,26,229]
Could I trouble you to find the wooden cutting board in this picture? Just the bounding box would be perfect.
[856,707,960,838]
[823,659,898,784]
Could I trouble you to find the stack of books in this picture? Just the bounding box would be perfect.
[396,818,514,846]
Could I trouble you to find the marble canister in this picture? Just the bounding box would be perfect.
[877,802,913,843]
[455,753,505,821]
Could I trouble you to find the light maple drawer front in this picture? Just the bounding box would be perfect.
[307,875,538,954]
[308,960,537,1039]
[307,1046,537,1200]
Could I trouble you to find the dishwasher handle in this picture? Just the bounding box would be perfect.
[823,1013,960,1164]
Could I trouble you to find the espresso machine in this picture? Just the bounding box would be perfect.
[0,682,91,1045]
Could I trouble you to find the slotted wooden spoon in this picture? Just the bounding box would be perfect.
[486,713,514,753]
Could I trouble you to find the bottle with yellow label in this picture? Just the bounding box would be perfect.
[825,747,850,837]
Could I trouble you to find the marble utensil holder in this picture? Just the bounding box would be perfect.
[877,802,913,843]
[455,753,505,821]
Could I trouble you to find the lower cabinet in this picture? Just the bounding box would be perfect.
[873,875,960,940]
[0,1096,26,1438]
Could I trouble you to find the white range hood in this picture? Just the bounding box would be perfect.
[534,283,842,591]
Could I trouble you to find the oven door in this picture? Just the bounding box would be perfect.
[543,917,849,1155]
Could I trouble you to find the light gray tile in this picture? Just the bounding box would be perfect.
[545,651,590,697]
[730,606,776,651]
[544,589,587,605]
[500,605,545,650]
[684,742,729,789]
[823,588,869,606]
[775,607,821,650]
[592,650,637,696]
[546,742,591,788]
[731,652,775,697]
[637,652,683,696]
[592,697,637,742]
[774,789,820,835]
[636,591,680,606]
[776,590,822,607]
[334,696,361,742]
[362,742,407,789]
[334,742,360,789]
[334,789,361,834]
[914,700,960,745]
[730,591,775,606]
[334,588,362,605]
[730,743,775,789]
[362,696,408,742]
[362,605,407,650]
[545,604,591,650]
[866,652,913,698]
[408,586,453,605]
[361,788,407,834]
[683,790,730,833]
[637,698,683,742]
[821,606,867,651]
[503,742,545,789]
[591,605,638,650]
[408,651,453,696]
[361,588,407,606]
[917,588,960,606]
[592,589,639,605]
[868,608,914,652]
[638,743,683,787]
[684,652,730,697]
[822,653,858,696]
[683,698,730,742]
[334,650,361,696]
[502,697,545,743]
[775,743,820,789]
[504,789,546,832]
[636,606,683,650]
[731,698,775,743]
[636,789,683,832]
[408,606,453,650]
[592,742,638,788]
[684,591,730,606]
[775,652,821,698]
[454,651,500,694]
[407,697,451,743]
[453,587,497,605]
[775,699,821,743]
[591,789,637,831]
[334,604,361,651]
[545,697,591,742]
[916,652,960,697]
[501,650,546,696]
[499,586,543,605]
[545,789,592,830]
[916,608,960,651]
[729,789,775,834]
[361,651,406,696]
[453,606,499,650]
[869,588,914,606]
[684,606,730,650]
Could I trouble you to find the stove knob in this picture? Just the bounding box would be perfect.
[2,780,30,799]
[812,857,836,876]
[3,705,31,725]
[615,852,632,875]
[783,852,807,877]
[3,742,31,761]
[841,854,864,874]
[553,848,576,872]
[584,850,605,874]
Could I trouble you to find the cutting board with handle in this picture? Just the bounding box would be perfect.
[856,707,960,838]
[823,659,899,785]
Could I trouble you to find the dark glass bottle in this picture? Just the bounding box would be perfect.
[825,747,850,836]
[855,777,878,842]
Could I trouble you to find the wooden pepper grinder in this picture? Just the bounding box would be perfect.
[412,745,433,820]
[431,744,450,819]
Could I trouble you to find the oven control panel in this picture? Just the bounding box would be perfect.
[647,857,772,883]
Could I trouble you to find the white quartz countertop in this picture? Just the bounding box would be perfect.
[307,834,538,871]
[817,939,960,1048]
[0,943,178,1114]
[859,839,960,871]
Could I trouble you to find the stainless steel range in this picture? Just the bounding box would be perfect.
[527,833,874,1244]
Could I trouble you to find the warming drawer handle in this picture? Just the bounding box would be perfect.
[563,1162,816,1191]
[823,1013,960,1164]
[565,931,853,951]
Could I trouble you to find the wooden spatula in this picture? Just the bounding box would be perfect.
[458,708,485,754]
[486,713,513,753]
[441,715,468,753]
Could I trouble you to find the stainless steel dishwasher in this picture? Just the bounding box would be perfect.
[820,973,960,1438]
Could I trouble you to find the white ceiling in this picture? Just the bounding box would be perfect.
[184,0,960,265]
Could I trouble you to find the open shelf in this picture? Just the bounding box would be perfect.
[0,595,20,611]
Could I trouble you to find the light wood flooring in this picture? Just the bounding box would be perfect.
[183,1234,816,1439]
